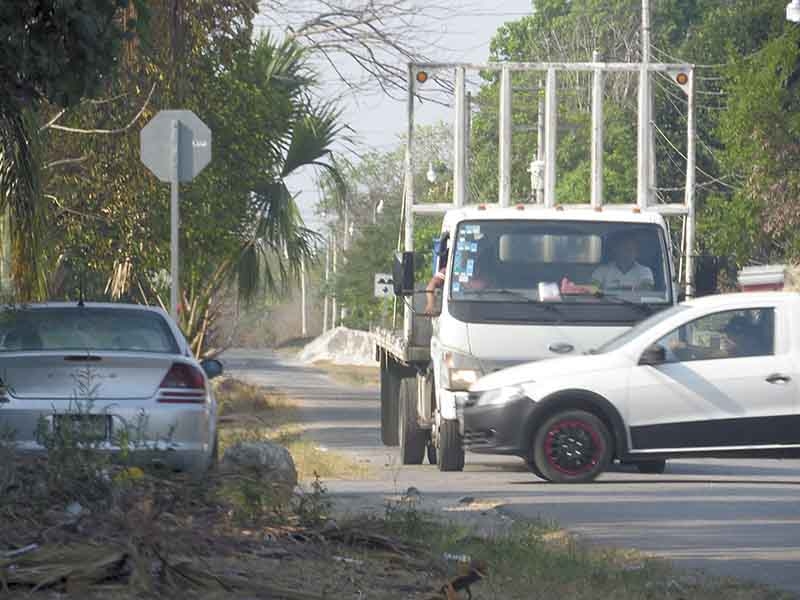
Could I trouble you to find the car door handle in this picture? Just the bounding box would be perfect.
[548,342,574,354]
[766,373,792,384]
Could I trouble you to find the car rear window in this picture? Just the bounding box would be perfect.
[0,308,179,354]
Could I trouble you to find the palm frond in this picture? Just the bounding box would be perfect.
[282,101,344,178]
[0,105,45,300]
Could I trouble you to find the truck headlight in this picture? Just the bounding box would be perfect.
[476,384,530,407]
[450,369,480,390]
[442,350,483,391]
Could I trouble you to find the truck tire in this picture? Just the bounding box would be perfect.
[532,410,612,484]
[436,419,465,472]
[380,363,399,447]
[426,441,437,465]
[399,378,426,464]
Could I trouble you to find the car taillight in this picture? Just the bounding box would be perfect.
[157,363,206,403]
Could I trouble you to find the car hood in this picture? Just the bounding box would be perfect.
[469,351,627,392]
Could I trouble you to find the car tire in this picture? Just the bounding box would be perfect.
[436,419,465,472]
[526,459,546,480]
[636,460,667,474]
[211,431,219,469]
[399,378,426,465]
[533,410,612,484]
[381,364,400,447]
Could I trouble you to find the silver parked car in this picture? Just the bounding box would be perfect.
[0,302,222,472]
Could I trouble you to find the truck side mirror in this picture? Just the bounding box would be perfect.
[393,251,415,296]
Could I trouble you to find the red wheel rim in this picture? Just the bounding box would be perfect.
[543,419,604,476]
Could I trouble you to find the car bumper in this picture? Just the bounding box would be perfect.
[0,398,214,472]
[460,395,534,456]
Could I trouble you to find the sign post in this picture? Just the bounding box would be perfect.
[374,273,393,298]
[140,110,212,320]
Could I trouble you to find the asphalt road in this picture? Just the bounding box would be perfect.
[222,349,800,596]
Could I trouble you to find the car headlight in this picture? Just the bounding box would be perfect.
[442,350,483,391]
[476,384,530,407]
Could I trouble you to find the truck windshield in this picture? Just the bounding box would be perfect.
[447,219,672,325]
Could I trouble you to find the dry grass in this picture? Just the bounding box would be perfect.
[311,361,380,388]
[213,377,295,416]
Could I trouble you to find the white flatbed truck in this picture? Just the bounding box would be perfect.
[376,59,698,471]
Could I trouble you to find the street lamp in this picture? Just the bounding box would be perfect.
[788,0,800,23]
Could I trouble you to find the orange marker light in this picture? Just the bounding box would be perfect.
[416,71,429,84]
[675,72,689,85]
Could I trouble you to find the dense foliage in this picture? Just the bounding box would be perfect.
[1,0,343,355]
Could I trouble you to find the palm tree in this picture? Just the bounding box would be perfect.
[0,105,46,301]
[165,37,347,356]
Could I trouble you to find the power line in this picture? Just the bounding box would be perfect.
[649,44,728,69]
[652,122,740,191]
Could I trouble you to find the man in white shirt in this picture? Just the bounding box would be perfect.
[591,235,654,291]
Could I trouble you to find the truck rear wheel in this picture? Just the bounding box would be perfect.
[399,378,426,464]
[436,419,465,472]
[380,363,399,446]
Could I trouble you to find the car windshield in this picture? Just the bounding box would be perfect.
[0,307,179,354]
[449,219,671,306]
[594,304,688,353]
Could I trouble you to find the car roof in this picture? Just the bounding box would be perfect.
[1,302,168,315]
[683,291,800,310]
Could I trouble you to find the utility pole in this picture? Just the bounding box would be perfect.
[331,230,338,328]
[322,235,330,332]
[340,205,350,324]
[300,256,307,338]
[534,79,545,204]
[637,0,652,209]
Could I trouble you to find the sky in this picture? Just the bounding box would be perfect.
[256,2,534,232]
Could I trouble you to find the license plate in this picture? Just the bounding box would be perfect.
[53,414,110,443]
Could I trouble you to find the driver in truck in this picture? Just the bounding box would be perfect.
[591,234,655,292]
[425,245,493,314]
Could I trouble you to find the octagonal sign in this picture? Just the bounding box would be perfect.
[140,110,212,182]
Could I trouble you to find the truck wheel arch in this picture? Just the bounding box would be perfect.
[525,390,629,460]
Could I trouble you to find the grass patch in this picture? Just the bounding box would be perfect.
[372,499,791,600]
[312,361,380,388]
[215,377,371,481]
[271,430,372,481]
[213,377,295,416]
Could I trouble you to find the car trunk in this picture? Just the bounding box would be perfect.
[0,353,175,400]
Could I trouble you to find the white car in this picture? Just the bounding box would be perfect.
[462,292,800,483]
[0,303,221,472]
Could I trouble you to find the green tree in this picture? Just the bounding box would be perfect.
[41,2,343,356]
[0,0,144,299]
[322,124,451,330]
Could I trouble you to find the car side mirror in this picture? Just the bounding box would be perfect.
[639,344,666,366]
[201,358,224,379]
[393,251,415,296]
